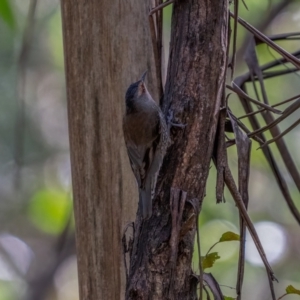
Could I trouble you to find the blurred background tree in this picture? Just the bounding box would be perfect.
[0,0,299,299]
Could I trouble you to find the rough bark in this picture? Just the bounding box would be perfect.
[60,1,159,299]
[126,1,228,299]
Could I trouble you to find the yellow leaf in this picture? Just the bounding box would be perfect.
[219,231,240,242]
[286,285,300,295]
[202,252,220,270]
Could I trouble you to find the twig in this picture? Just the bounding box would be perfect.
[148,14,163,98]
[227,110,251,300]
[196,209,203,300]
[224,166,277,299]
[149,0,174,15]
[226,113,265,145]
[259,119,300,148]
[205,241,219,256]
[234,54,300,212]
[277,293,288,300]
[229,0,238,79]
[227,83,282,114]
[203,273,225,300]
[236,0,294,62]
[203,284,211,300]
[248,99,300,138]
[229,11,300,69]
[238,94,300,120]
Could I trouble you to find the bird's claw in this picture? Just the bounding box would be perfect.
[167,110,186,130]
[170,122,186,128]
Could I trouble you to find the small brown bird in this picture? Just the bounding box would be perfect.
[123,71,169,219]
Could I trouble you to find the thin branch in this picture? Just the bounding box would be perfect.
[248,99,300,138]
[229,11,300,69]
[259,119,300,148]
[229,0,238,79]
[227,110,251,300]
[237,85,300,224]
[148,14,163,98]
[196,215,203,300]
[238,95,300,120]
[224,167,277,283]
[277,293,288,300]
[235,0,296,63]
[235,46,300,193]
[265,32,300,42]
[227,83,282,114]
[149,0,174,15]
[262,68,300,80]
[203,284,211,300]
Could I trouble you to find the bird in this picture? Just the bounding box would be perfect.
[123,71,169,219]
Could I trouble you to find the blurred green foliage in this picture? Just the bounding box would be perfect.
[48,12,64,69]
[0,282,17,300]
[27,189,71,234]
[0,0,15,30]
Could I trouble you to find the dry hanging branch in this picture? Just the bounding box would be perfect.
[230,37,300,224]
[227,110,251,300]
[208,9,300,299]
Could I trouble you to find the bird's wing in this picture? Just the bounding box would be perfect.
[141,112,162,187]
[124,108,167,190]
[125,142,143,187]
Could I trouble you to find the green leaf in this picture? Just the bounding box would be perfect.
[0,282,17,299]
[27,189,72,235]
[0,0,15,29]
[224,296,235,300]
[202,252,220,270]
[219,231,240,242]
[48,11,64,69]
[286,285,300,295]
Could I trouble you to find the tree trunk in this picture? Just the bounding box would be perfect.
[126,1,228,299]
[60,0,159,299]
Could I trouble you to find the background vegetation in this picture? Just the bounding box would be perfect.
[0,0,299,299]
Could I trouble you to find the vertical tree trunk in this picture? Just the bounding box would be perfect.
[126,1,228,299]
[61,1,159,299]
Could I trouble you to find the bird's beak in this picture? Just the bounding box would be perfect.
[140,70,147,82]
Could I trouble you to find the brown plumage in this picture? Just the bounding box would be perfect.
[123,72,169,219]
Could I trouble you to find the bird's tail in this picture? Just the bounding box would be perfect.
[140,179,153,219]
